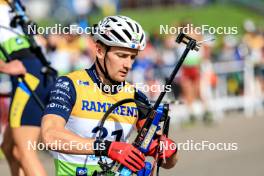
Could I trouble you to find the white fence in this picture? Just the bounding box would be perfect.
[169,59,264,125]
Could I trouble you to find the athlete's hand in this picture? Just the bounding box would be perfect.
[108,142,145,172]
[146,135,177,159]
[0,60,27,76]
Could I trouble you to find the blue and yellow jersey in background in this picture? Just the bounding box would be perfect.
[0,2,55,127]
[44,64,150,176]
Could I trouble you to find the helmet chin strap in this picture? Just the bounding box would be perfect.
[95,46,121,85]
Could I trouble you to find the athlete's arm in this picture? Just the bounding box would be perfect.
[0,59,27,75]
[41,114,96,155]
[40,76,96,154]
[42,115,145,172]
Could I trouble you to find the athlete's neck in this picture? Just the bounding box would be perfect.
[95,63,113,86]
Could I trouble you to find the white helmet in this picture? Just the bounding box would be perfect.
[92,15,146,51]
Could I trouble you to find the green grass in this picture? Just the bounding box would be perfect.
[87,3,264,34]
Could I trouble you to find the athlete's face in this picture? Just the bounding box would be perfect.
[106,47,138,82]
[96,43,138,83]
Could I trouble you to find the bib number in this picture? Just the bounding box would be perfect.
[92,126,123,141]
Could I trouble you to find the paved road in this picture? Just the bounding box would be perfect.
[1,114,263,176]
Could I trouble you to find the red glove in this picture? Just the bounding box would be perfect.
[146,135,177,159]
[107,142,145,172]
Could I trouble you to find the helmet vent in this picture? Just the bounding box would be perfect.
[135,23,139,33]
[126,21,134,32]
[109,17,117,22]
[123,29,132,40]
[100,34,111,41]
[140,33,144,43]
[111,30,125,43]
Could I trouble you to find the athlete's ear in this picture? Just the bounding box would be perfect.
[95,42,107,60]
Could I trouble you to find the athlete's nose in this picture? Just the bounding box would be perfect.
[123,57,133,70]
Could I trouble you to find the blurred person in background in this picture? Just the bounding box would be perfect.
[47,32,83,75]
[199,36,217,123]
[130,36,161,100]
[0,0,56,175]
[253,45,264,105]
[71,35,97,70]
[217,35,244,96]
[242,20,264,97]
[47,27,95,76]
[160,34,182,100]
[0,56,27,165]
[177,25,204,123]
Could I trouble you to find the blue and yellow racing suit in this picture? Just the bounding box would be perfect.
[44,64,150,176]
[0,2,55,127]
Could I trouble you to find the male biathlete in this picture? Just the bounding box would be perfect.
[41,15,178,176]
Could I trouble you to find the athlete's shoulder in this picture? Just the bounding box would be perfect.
[65,69,94,89]
[134,89,151,107]
[65,69,87,80]
[54,76,75,94]
[44,76,76,121]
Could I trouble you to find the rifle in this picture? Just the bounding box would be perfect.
[90,32,200,176]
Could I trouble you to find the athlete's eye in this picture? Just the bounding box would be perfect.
[131,55,136,60]
[116,53,127,58]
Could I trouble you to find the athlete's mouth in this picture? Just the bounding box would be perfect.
[119,70,128,75]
